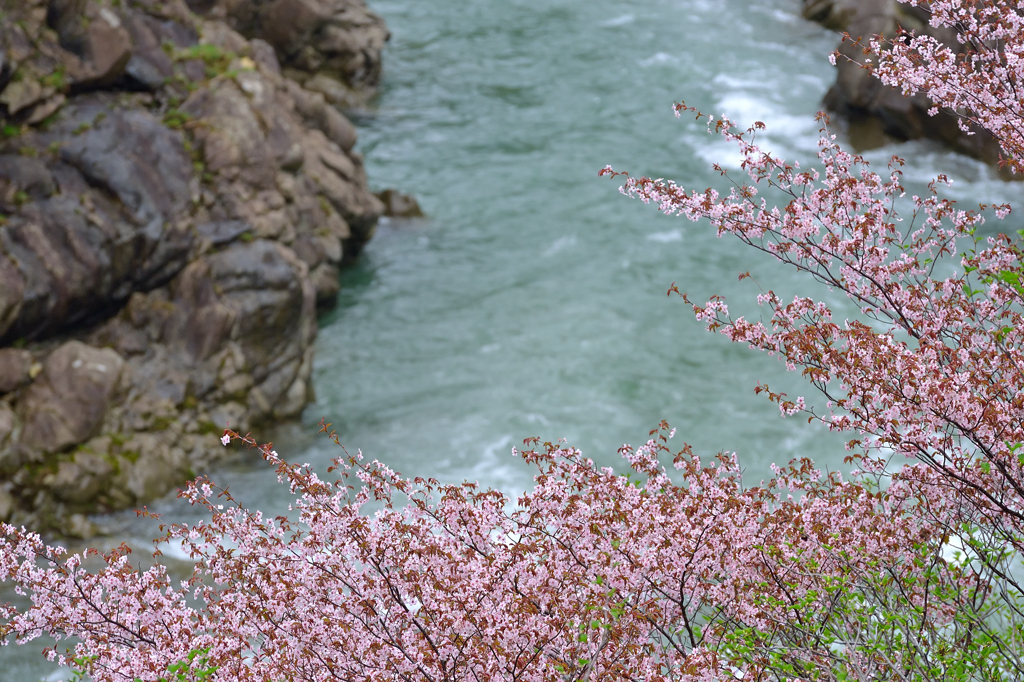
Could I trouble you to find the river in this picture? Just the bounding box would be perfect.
[7,0,1024,679]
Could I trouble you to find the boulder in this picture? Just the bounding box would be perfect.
[376,188,425,218]
[802,0,1007,170]
[18,341,124,454]
[121,12,179,91]
[74,9,134,89]
[0,80,46,116]
[0,348,31,394]
[184,80,281,188]
[47,451,114,504]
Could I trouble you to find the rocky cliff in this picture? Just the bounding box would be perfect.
[0,0,389,536]
[801,0,1007,172]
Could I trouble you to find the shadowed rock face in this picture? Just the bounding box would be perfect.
[0,102,196,341]
[801,0,1008,173]
[0,0,386,536]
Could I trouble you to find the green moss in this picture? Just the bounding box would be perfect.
[153,298,177,313]
[13,190,29,206]
[37,113,60,131]
[18,146,37,158]
[102,453,121,476]
[196,421,219,436]
[151,416,175,431]
[122,450,140,464]
[109,432,127,448]
[162,109,191,130]
[239,232,254,243]
[40,67,66,91]
[2,125,22,138]
[318,196,334,216]
[72,122,91,136]
[175,44,237,80]
[182,395,198,410]
[177,44,231,65]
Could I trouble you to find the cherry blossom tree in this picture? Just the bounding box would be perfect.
[0,427,977,681]
[5,0,1024,680]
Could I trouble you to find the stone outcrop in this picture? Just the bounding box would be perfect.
[801,0,1007,172]
[0,0,387,536]
[187,0,390,110]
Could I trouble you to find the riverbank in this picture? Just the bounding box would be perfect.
[0,0,388,536]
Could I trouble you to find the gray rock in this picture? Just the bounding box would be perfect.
[18,341,124,454]
[249,39,282,76]
[301,129,382,254]
[0,0,386,536]
[206,240,314,380]
[0,255,25,339]
[0,80,44,116]
[0,102,197,342]
[117,432,186,502]
[65,513,98,539]
[376,188,425,218]
[0,348,31,394]
[58,103,194,248]
[309,262,340,305]
[284,79,358,152]
[121,11,177,90]
[49,453,111,504]
[196,220,253,246]
[193,0,389,102]
[49,0,90,47]
[164,260,240,363]
[74,11,134,89]
[0,486,13,522]
[0,401,14,449]
[0,155,58,207]
[183,80,279,188]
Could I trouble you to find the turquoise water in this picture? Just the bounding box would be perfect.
[8,1,1024,679]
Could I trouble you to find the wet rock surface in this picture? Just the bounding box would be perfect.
[0,0,387,536]
[376,188,425,218]
[801,0,1007,172]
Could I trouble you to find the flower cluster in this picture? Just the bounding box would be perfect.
[0,426,965,681]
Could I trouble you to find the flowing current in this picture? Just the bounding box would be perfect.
[8,0,1024,679]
